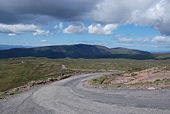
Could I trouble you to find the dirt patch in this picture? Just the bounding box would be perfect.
[87,67,170,90]
[116,67,170,84]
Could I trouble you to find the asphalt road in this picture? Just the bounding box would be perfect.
[0,73,170,114]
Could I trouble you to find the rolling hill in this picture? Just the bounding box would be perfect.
[0,44,154,59]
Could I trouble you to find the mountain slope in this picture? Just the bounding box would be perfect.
[0,44,31,50]
[111,47,150,55]
[0,44,153,59]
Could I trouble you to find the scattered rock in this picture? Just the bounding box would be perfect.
[57,75,71,80]
[147,87,156,90]
[36,80,46,85]
[27,81,36,87]
[129,78,136,81]
[47,78,58,82]
[3,74,74,96]
[47,78,53,82]
[62,65,67,69]
[8,91,14,95]
[117,85,121,88]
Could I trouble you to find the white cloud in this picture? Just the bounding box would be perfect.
[63,24,86,34]
[152,36,170,42]
[59,22,63,29]
[54,23,63,29]
[33,29,49,36]
[0,23,38,34]
[118,38,134,42]
[91,0,170,35]
[88,24,118,35]
[53,22,63,34]
[0,23,50,36]
[92,0,153,24]
[8,33,16,36]
[131,0,170,35]
[117,35,170,48]
[41,40,47,42]
[54,25,58,29]
[118,38,150,42]
[119,38,150,42]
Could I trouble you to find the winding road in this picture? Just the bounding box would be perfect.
[0,73,170,114]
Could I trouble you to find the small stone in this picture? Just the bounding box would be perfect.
[147,87,156,90]
[27,81,36,87]
[117,85,121,88]
[47,78,53,82]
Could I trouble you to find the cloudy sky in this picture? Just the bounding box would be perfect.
[0,0,170,52]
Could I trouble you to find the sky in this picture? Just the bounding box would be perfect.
[0,0,170,52]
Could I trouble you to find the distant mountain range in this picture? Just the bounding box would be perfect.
[0,44,31,50]
[0,44,155,59]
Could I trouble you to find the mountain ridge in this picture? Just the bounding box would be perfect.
[0,44,153,59]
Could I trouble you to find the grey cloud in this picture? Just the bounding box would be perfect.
[0,11,20,24]
[155,23,170,36]
[63,24,86,34]
[1,0,170,36]
[0,0,99,24]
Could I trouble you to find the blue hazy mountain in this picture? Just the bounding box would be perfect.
[0,44,32,50]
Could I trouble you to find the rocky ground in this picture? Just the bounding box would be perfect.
[87,66,170,90]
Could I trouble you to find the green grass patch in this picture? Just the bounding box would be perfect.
[0,57,170,92]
